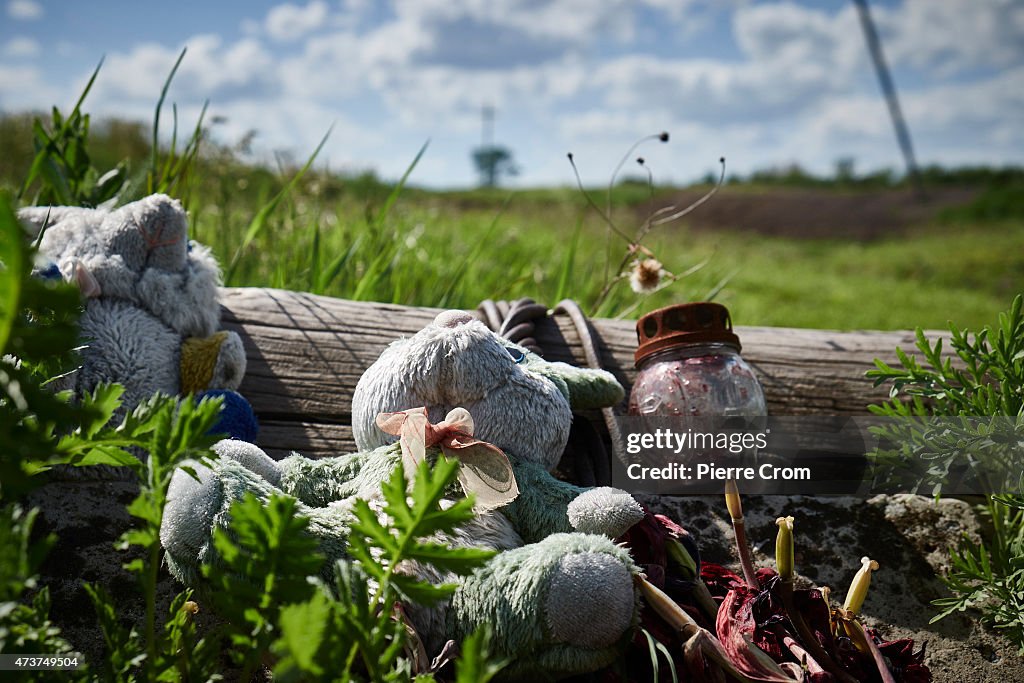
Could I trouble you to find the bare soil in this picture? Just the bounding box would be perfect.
[647,186,980,240]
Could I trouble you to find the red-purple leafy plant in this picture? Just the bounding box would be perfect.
[614,489,932,682]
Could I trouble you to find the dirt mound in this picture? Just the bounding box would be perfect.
[650,186,979,240]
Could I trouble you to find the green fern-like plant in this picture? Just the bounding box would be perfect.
[263,458,499,682]
[82,392,224,682]
[868,294,1024,652]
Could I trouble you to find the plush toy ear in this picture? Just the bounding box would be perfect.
[71,260,102,298]
[528,358,625,410]
[120,194,188,272]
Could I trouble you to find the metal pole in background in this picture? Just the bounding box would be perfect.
[482,105,495,149]
[852,0,925,198]
[481,105,496,187]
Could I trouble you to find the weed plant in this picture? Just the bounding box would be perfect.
[869,295,1024,652]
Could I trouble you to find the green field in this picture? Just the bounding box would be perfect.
[3,110,1021,332]
[184,184,1022,332]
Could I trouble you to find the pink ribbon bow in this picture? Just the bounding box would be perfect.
[375,407,520,511]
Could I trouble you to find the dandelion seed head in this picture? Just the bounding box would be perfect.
[629,258,664,294]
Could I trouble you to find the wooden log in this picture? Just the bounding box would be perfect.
[221,287,945,459]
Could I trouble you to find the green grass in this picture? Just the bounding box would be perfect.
[657,220,1024,330]
[184,177,1022,331]
[3,105,1020,332]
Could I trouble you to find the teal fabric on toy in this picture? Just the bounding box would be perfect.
[161,309,647,679]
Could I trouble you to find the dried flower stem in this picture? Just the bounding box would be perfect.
[636,576,798,683]
[725,480,759,589]
[777,581,859,683]
[772,626,827,677]
[853,618,898,683]
[566,153,633,244]
[606,132,669,222]
[636,156,727,242]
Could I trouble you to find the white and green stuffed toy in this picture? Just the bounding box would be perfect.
[18,194,248,419]
[161,310,646,678]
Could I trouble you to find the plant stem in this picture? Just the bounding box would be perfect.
[855,619,897,683]
[636,576,797,683]
[590,272,627,315]
[771,625,826,677]
[732,518,759,589]
[778,581,859,683]
[724,480,759,589]
[693,578,721,625]
[146,540,159,673]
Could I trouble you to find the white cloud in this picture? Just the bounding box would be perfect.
[7,0,41,20]
[734,2,864,74]
[11,0,1021,188]
[902,66,1024,134]
[265,1,329,42]
[89,36,279,104]
[0,63,38,89]
[4,36,40,57]
[884,0,1024,76]
[0,63,58,108]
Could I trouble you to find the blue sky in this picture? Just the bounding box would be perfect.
[1,0,1022,188]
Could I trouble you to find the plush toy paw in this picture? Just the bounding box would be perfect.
[566,486,644,537]
[161,440,283,584]
[448,533,638,678]
[544,550,635,648]
[160,458,220,576]
[209,439,281,485]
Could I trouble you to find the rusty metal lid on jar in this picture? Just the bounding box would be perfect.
[634,302,741,366]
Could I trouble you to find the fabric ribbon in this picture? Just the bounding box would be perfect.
[375,407,519,511]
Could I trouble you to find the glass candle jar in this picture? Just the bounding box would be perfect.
[628,303,766,417]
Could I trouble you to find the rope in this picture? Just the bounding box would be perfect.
[475,298,619,486]
[476,298,546,355]
[553,300,622,483]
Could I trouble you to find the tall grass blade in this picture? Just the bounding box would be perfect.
[704,268,738,301]
[373,140,429,229]
[309,221,321,292]
[351,244,397,302]
[225,126,332,284]
[19,58,103,204]
[320,234,364,294]
[0,196,24,352]
[554,218,582,302]
[166,100,208,204]
[436,195,510,308]
[149,48,187,193]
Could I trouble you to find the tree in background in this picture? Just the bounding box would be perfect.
[471,105,518,188]
[472,146,518,188]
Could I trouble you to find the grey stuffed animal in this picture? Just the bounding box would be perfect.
[18,194,246,411]
[161,310,646,679]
